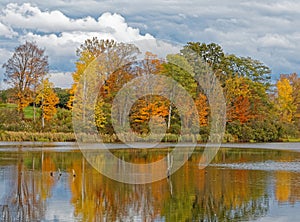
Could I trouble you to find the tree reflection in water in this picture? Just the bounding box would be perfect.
[1,156,46,221]
[1,147,300,221]
[68,149,272,221]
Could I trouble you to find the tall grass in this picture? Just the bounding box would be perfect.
[0,131,76,142]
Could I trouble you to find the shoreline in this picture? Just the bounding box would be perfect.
[0,141,299,152]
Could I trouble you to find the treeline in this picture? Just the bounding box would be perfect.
[0,39,299,142]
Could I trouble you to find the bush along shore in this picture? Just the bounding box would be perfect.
[0,105,299,143]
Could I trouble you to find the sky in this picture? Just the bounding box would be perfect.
[0,0,299,88]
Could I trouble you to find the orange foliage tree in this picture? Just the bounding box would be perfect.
[225,76,253,124]
[195,93,209,126]
[127,52,169,134]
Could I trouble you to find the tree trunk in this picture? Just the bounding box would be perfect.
[167,105,172,130]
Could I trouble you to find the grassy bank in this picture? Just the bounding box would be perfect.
[0,103,40,119]
[0,131,203,143]
[0,131,76,142]
[281,138,300,142]
[1,130,299,143]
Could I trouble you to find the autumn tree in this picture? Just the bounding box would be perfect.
[69,38,140,133]
[36,79,59,127]
[279,73,300,127]
[68,38,140,108]
[130,95,169,134]
[2,41,48,118]
[276,76,297,123]
[125,52,169,134]
[195,93,209,126]
[225,76,253,123]
[67,50,97,110]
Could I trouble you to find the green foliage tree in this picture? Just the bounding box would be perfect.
[182,42,271,87]
[53,88,70,108]
[0,90,7,103]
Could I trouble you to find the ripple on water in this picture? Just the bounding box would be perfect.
[210,161,300,172]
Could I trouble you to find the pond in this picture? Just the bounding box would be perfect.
[1,142,300,221]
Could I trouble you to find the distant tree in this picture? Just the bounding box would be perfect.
[184,42,225,70]
[2,41,48,118]
[0,90,8,103]
[53,88,70,108]
[0,88,15,103]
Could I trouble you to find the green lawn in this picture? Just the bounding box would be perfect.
[24,105,41,119]
[0,103,40,119]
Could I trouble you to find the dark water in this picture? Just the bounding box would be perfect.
[1,143,300,221]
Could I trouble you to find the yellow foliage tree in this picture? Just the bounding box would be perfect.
[276,77,296,123]
[279,73,300,126]
[36,79,59,124]
[94,98,107,130]
[68,38,140,135]
[67,50,96,109]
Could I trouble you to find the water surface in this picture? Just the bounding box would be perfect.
[1,143,300,221]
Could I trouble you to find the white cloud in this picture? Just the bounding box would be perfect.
[0,1,300,82]
[0,3,155,40]
[0,3,156,82]
[242,1,300,14]
[1,3,99,32]
[48,72,73,88]
[0,22,17,38]
[258,34,291,48]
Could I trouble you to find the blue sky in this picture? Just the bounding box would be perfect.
[0,0,299,88]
